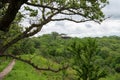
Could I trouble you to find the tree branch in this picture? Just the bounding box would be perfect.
[51,18,91,23]
[25,2,58,10]
[0,9,61,54]
[0,54,69,72]
[0,23,42,54]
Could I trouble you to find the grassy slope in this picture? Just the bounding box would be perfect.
[0,58,11,72]
[1,54,120,80]
[3,61,46,80]
[1,55,64,80]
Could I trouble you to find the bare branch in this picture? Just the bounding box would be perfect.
[25,2,58,10]
[51,18,91,23]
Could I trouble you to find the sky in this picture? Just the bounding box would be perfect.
[34,0,120,37]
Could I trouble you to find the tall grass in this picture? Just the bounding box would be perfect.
[0,58,11,72]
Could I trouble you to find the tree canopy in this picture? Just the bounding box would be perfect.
[0,0,108,32]
[0,0,108,54]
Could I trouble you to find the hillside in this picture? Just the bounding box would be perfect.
[0,33,120,80]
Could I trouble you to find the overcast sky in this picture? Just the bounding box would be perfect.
[35,0,120,37]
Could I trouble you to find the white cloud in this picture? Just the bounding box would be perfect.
[34,0,120,38]
[36,20,120,37]
[103,0,120,19]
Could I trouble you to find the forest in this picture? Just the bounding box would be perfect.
[0,0,120,80]
[0,31,120,80]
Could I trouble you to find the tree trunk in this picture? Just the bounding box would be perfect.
[0,0,28,32]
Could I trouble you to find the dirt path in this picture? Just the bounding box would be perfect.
[0,59,16,80]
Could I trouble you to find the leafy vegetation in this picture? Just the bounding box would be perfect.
[1,0,119,80]
[3,55,64,80]
[0,32,120,80]
[0,0,108,54]
[0,58,10,72]
[69,38,107,80]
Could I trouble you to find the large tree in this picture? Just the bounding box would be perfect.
[0,0,108,53]
[68,38,107,80]
[0,0,108,72]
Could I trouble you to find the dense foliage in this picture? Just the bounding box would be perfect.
[1,32,119,80]
[1,0,120,80]
[69,38,107,80]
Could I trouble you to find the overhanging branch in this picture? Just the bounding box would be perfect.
[51,18,91,23]
[0,54,69,72]
[25,2,58,10]
[0,8,62,54]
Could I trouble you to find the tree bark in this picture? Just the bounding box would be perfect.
[0,0,28,32]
